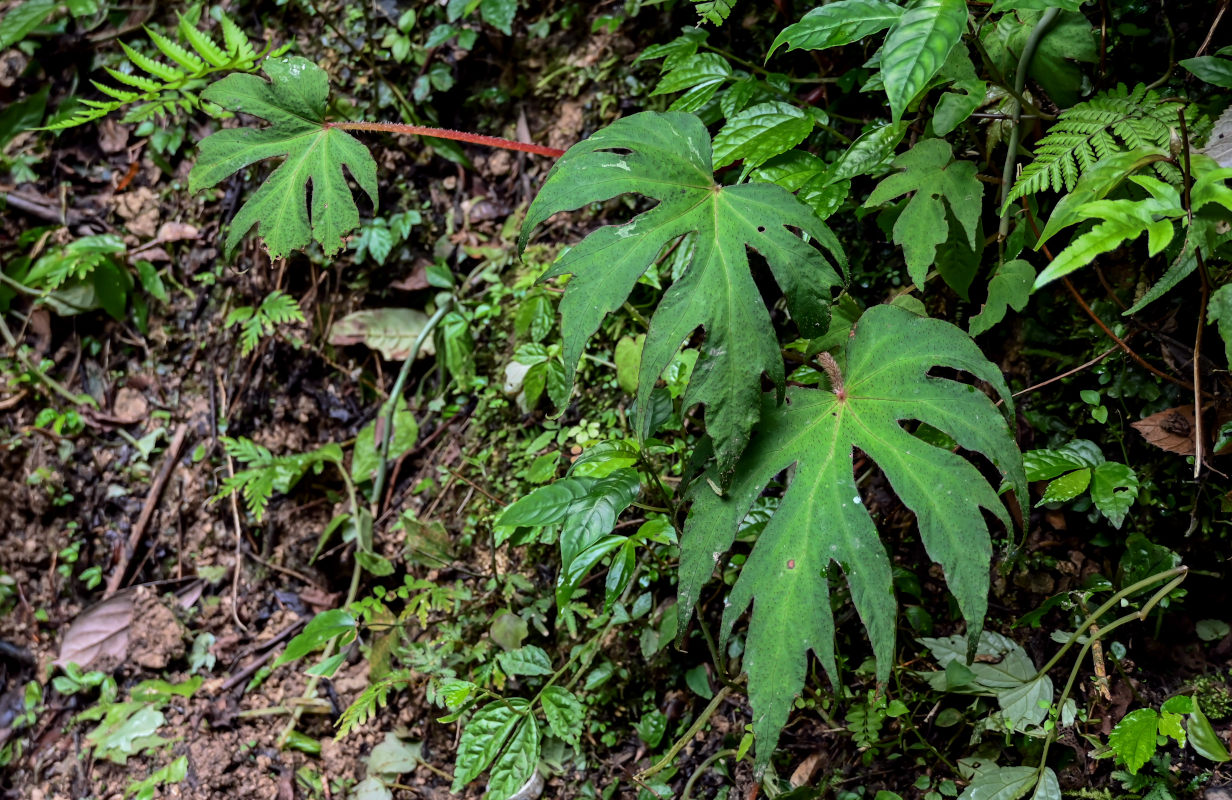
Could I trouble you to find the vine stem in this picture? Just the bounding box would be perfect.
[1032,567,1189,774]
[370,298,455,513]
[681,748,737,800]
[635,686,733,783]
[326,121,565,159]
[998,8,1060,241]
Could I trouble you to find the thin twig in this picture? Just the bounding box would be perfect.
[1006,345,1120,401]
[103,423,189,598]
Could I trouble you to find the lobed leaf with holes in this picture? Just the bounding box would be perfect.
[188,56,379,259]
[520,111,846,486]
[677,304,1026,771]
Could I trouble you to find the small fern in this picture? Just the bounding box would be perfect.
[694,0,736,25]
[216,437,342,521]
[45,11,273,130]
[224,290,305,356]
[336,670,415,738]
[1006,84,1202,207]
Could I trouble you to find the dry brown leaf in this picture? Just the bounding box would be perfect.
[789,752,824,788]
[1131,405,1197,455]
[55,590,134,670]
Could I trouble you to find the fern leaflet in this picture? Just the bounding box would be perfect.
[225,290,305,355]
[694,0,736,25]
[45,12,270,131]
[336,670,415,737]
[1006,84,1201,207]
[216,437,342,521]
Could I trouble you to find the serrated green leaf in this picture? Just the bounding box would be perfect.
[650,53,732,111]
[1090,461,1138,528]
[679,305,1025,770]
[487,716,540,800]
[712,101,813,172]
[539,686,585,747]
[521,112,845,483]
[120,41,183,83]
[958,765,1038,800]
[1109,708,1160,774]
[497,645,553,677]
[1038,468,1090,505]
[217,11,256,63]
[827,121,907,183]
[865,139,983,287]
[450,699,528,792]
[188,57,379,259]
[770,0,903,55]
[970,260,1034,336]
[881,0,968,123]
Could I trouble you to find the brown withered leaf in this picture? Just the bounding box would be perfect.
[1132,405,1197,455]
[55,590,134,670]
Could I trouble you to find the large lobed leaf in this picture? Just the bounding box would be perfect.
[678,304,1026,769]
[188,56,378,259]
[519,111,846,484]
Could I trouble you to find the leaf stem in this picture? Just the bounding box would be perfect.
[327,122,566,158]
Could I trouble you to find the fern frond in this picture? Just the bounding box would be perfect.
[258,291,306,326]
[336,671,415,738]
[146,26,207,72]
[695,0,736,25]
[1007,84,1201,207]
[43,11,265,131]
[177,18,229,68]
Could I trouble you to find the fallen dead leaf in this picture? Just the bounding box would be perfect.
[55,590,134,671]
[328,308,437,361]
[1132,405,1197,455]
[98,119,129,154]
[789,752,824,788]
[113,186,159,238]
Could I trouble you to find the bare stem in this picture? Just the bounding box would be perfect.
[327,121,565,158]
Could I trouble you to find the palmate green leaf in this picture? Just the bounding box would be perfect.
[679,305,1025,770]
[188,56,379,259]
[881,0,968,123]
[520,111,846,484]
[969,259,1034,336]
[865,138,983,286]
[769,0,904,56]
